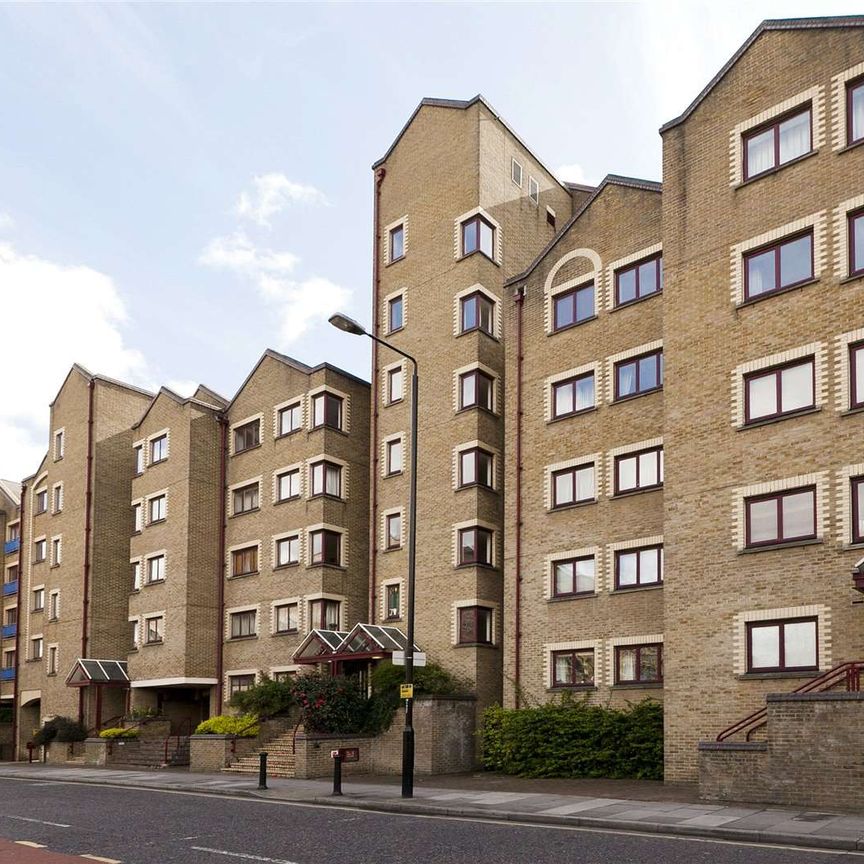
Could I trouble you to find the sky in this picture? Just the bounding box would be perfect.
[0,1,860,480]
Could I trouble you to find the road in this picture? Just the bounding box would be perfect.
[0,778,860,864]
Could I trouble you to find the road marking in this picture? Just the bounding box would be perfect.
[81,856,122,863]
[15,841,47,848]
[4,814,71,828]
[191,848,299,863]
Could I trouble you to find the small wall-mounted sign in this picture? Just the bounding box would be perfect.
[400,683,414,700]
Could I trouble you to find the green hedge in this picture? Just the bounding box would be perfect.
[194,715,259,737]
[481,698,663,780]
[99,727,139,740]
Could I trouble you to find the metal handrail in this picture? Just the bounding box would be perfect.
[716,661,864,742]
[228,714,266,755]
[163,717,192,764]
[87,714,123,738]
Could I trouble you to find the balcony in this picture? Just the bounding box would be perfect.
[1,582,17,597]
[0,668,14,681]
[1,624,15,639]
[4,539,19,555]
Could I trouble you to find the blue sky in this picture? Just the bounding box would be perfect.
[0,1,859,478]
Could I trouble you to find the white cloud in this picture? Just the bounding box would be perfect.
[199,230,299,277]
[0,242,150,480]
[0,212,14,232]
[236,172,328,228]
[556,163,589,185]
[166,379,198,398]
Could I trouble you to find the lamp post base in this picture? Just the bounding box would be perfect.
[401,725,415,798]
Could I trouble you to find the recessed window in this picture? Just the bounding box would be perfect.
[54,430,64,460]
[847,77,864,146]
[311,392,343,430]
[745,486,816,548]
[744,359,815,424]
[276,535,300,567]
[615,447,664,495]
[461,215,495,260]
[747,617,817,673]
[849,209,864,278]
[233,483,259,515]
[458,527,493,567]
[275,603,299,634]
[31,637,43,660]
[5,564,18,584]
[385,513,402,550]
[4,608,16,626]
[32,588,44,611]
[458,447,494,489]
[458,606,492,645]
[310,460,342,498]
[851,477,863,545]
[551,463,595,509]
[277,403,302,437]
[310,530,341,566]
[615,546,663,590]
[553,283,594,331]
[129,620,139,649]
[386,439,403,476]
[35,489,48,515]
[131,561,141,591]
[150,434,168,464]
[148,494,167,524]
[546,207,556,228]
[49,592,59,621]
[615,255,663,307]
[145,616,163,644]
[51,537,61,566]
[552,372,594,419]
[552,556,595,598]
[385,584,401,620]
[528,176,539,205]
[511,158,523,187]
[231,546,258,578]
[34,539,46,563]
[744,231,813,301]
[387,367,404,403]
[389,224,405,262]
[48,645,58,675]
[234,420,260,454]
[615,350,663,400]
[2,649,15,669]
[388,295,404,332]
[134,444,144,475]
[7,524,19,542]
[851,341,864,410]
[229,674,255,696]
[309,598,341,630]
[459,369,494,411]
[552,649,594,687]
[53,485,63,514]
[743,106,811,180]
[276,469,301,502]
[460,291,495,336]
[133,502,143,533]
[230,610,257,639]
[147,555,166,584]
[615,644,662,684]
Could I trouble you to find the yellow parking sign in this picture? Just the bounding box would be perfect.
[400,683,414,700]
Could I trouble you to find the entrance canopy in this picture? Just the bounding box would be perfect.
[65,658,130,688]
[293,623,420,665]
[293,629,349,663]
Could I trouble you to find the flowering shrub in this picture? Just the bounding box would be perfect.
[293,671,368,734]
[194,715,259,737]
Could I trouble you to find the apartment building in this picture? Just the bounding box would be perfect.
[0,480,21,727]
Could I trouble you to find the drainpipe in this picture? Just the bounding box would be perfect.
[369,166,386,624]
[11,484,26,759]
[214,416,228,714]
[79,378,95,725]
[514,286,525,708]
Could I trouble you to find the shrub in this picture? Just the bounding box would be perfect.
[229,676,294,717]
[32,716,88,746]
[99,727,139,740]
[194,715,259,737]
[293,671,369,734]
[480,697,663,780]
[125,706,159,721]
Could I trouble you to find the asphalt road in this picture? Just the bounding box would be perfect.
[0,778,860,864]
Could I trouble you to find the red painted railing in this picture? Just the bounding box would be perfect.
[163,718,192,764]
[717,661,864,742]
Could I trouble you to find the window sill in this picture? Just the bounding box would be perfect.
[273,563,299,571]
[273,629,299,637]
[26,658,43,664]
[383,546,403,554]
[736,278,819,309]
[310,424,347,436]
[142,640,163,648]
[384,470,404,479]
[548,593,597,603]
[50,564,60,570]
[144,579,166,587]
[230,509,260,518]
[611,291,663,313]
[385,398,405,407]
[228,635,258,642]
[549,499,598,513]
[611,583,664,595]
[228,572,259,580]
[837,137,864,155]
[840,272,864,286]
[233,444,262,457]
[454,563,498,572]
[454,642,496,649]
[309,493,346,504]
[735,148,818,188]
[841,405,864,417]
[48,617,58,623]
[738,538,822,554]
[32,609,44,615]
[548,406,598,424]
[550,315,598,335]
[455,405,499,419]
[457,326,499,342]
[307,563,347,571]
[275,429,303,441]
[385,254,405,267]
[613,387,663,405]
[548,685,596,692]
[387,325,405,336]
[275,496,302,506]
[150,458,168,467]
[456,482,497,494]
[611,485,663,500]
[385,617,402,624]
[148,518,167,526]
[736,671,818,681]
[612,682,663,689]
[739,406,821,429]
[46,672,57,678]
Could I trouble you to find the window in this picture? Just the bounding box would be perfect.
[458,527,493,567]
[616,644,663,684]
[234,420,260,454]
[311,392,343,430]
[4,608,16,626]
[745,486,816,548]
[34,539,46,563]
[389,224,405,262]
[277,403,302,437]
[385,584,400,620]
[54,430,64,460]
[31,637,43,660]
[615,350,663,400]
[615,255,663,306]
[847,77,864,146]
[851,342,864,410]
[553,283,594,331]
[233,483,259,515]
[459,369,494,411]
[546,207,556,228]
[551,464,595,508]
[273,670,294,683]
[388,295,404,332]
[615,447,664,494]
[133,502,143,533]
[458,447,494,489]
[231,546,258,577]
[134,444,144,474]
[850,209,864,278]
[149,494,167,523]
[51,537,61,566]
[230,610,257,639]
[150,434,168,464]
[385,513,402,550]
[552,373,595,419]
[615,546,663,590]
[53,485,63,514]
[2,650,15,669]
[32,588,44,612]
[511,158,523,187]
[276,469,301,502]
[460,292,495,336]
[458,606,492,645]
[552,557,595,598]
[147,555,166,584]
[387,367,404,403]
[275,535,300,567]
[309,598,341,630]
[7,524,18,542]
[275,603,299,634]
[461,214,495,260]
[48,645,58,675]
[5,565,18,584]
[386,439,403,476]
[851,477,864,545]
[744,359,815,423]
[130,620,139,649]
[743,106,811,180]
[35,490,47,515]
[744,232,813,301]
[528,176,539,205]
[310,530,341,566]
[229,674,255,697]
[747,618,817,673]
[131,560,141,591]
[552,649,595,688]
[310,461,342,498]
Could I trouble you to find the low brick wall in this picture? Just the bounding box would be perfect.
[699,692,864,810]
[44,742,75,765]
[189,735,259,773]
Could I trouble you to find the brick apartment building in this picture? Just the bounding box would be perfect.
[0,479,21,742]
[6,16,863,785]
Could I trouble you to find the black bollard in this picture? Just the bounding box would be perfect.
[258,751,268,790]
[332,752,343,796]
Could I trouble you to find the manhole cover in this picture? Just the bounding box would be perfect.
[794,813,833,822]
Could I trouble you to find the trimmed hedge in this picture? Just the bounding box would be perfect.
[194,715,259,737]
[481,698,663,780]
[99,727,139,740]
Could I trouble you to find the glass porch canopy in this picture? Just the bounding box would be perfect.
[293,629,349,664]
[65,658,130,688]
[293,623,420,665]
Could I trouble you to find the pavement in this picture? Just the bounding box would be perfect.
[2,762,864,854]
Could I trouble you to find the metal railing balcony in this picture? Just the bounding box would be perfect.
[0,668,14,681]
[0,624,15,639]
[4,539,19,555]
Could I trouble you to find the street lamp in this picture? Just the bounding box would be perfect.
[328,313,419,799]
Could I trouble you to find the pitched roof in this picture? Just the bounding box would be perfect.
[193,384,229,409]
[49,363,154,408]
[132,385,224,430]
[504,174,662,287]
[0,479,21,508]
[660,16,864,133]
